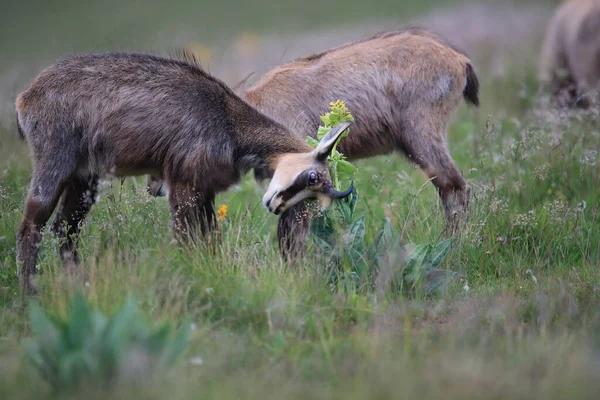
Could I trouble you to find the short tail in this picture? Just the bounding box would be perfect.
[16,113,25,140]
[463,63,480,107]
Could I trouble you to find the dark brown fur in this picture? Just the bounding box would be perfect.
[147,28,480,257]
[15,51,331,293]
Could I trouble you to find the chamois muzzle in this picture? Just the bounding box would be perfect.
[325,181,354,199]
[263,120,354,215]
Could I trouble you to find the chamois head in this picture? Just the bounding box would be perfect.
[263,121,354,215]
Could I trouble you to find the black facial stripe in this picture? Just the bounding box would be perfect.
[315,151,329,163]
[279,170,311,202]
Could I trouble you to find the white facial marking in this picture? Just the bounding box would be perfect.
[263,122,352,215]
[263,152,316,214]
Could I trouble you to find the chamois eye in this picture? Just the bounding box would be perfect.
[308,171,318,186]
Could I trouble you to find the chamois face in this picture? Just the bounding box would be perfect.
[263,121,354,215]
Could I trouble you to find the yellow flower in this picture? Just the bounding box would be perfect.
[327,100,354,121]
[217,204,228,221]
[329,100,346,109]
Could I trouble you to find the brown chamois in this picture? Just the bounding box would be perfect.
[148,27,479,256]
[15,51,353,293]
[540,0,600,107]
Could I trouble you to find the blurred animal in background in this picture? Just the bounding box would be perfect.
[539,0,600,107]
[149,27,480,256]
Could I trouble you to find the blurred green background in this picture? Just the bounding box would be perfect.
[0,0,464,55]
[0,0,558,68]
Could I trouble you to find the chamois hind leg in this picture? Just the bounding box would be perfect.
[17,165,73,293]
[277,201,311,260]
[167,182,217,245]
[400,125,470,235]
[51,175,98,276]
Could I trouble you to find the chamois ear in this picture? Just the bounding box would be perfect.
[314,121,353,162]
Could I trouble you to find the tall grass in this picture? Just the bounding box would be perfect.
[1,1,599,397]
[1,61,599,396]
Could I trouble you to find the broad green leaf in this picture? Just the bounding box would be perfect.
[146,324,171,354]
[87,312,108,345]
[162,319,192,366]
[346,216,365,249]
[311,233,333,253]
[424,270,457,296]
[371,219,402,267]
[337,162,356,183]
[331,187,357,225]
[341,271,360,292]
[306,136,319,148]
[337,160,357,176]
[29,302,67,370]
[24,292,191,392]
[334,199,354,225]
[431,238,455,268]
[23,340,59,388]
[58,351,91,389]
[344,216,366,272]
[23,340,43,368]
[99,296,139,375]
[67,291,93,349]
[310,210,336,246]
[403,244,432,283]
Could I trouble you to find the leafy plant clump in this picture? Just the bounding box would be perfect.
[307,101,360,248]
[23,291,191,393]
[403,238,457,296]
[307,101,457,295]
[306,100,357,191]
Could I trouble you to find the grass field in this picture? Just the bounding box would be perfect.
[1,0,600,398]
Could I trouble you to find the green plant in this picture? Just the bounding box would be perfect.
[23,291,191,393]
[403,238,457,296]
[307,102,457,295]
[307,101,360,250]
[306,100,357,191]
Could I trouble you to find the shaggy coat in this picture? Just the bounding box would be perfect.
[148,28,479,255]
[540,0,600,106]
[15,52,352,292]
[248,28,479,254]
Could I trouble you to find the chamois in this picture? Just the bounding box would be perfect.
[540,0,600,107]
[148,28,479,255]
[15,51,353,293]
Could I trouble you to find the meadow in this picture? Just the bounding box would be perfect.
[1,0,600,398]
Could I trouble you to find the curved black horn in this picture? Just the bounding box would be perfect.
[325,181,354,199]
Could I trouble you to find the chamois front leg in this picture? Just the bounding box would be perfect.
[168,183,217,246]
[277,201,311,260]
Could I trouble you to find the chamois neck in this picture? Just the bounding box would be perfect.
[234,121,312,173]
[229,97,312,172]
